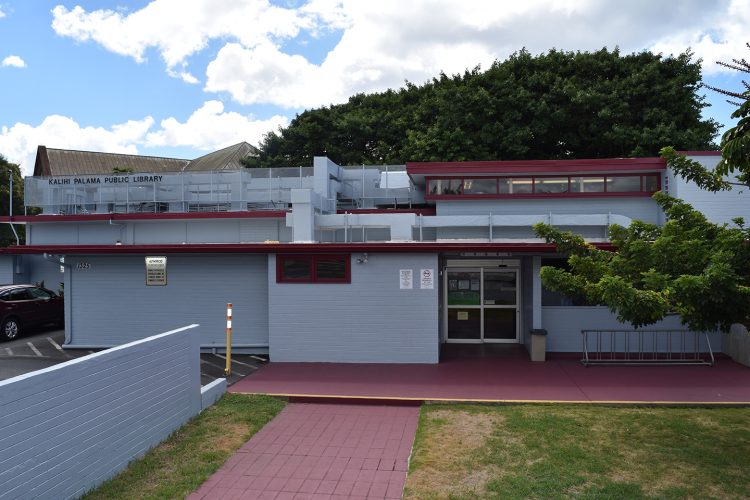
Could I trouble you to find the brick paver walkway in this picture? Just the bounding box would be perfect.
[189,403,420,499]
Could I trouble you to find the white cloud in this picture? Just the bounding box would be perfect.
[649,0,750,75]
[0,115,153,176]
[0,7,5,19]
[145,100,288,150]
[50,0,750,109]
[0,103,286,176]
[206,0,750,108]
[51,0,312,78]
[205,42,336,108]
[2,55,26,68]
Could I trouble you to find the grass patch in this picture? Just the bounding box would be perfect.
[405,405,750,499]
[82,394,284,500]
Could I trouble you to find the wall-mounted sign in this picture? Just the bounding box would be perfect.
[399,269,413,289]
[47,174,164,186]
[145,256,167,286]
[420,269,434,289]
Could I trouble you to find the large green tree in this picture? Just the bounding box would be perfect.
[0,155,25,246]
[536,45,750,332]
[534,194,750,332]
[246,48,719,168]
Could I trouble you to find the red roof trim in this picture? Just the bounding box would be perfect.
[407,157,666,175]
[0,242,617,254]
[0,211,289,224]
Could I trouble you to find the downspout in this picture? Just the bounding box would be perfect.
[109,218,126,244]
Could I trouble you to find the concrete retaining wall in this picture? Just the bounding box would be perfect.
[0,324,203,499]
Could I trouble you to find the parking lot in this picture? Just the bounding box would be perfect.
[0,327,267,384]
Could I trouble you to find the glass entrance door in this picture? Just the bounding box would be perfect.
[445,268,519,343]
[482,270,518,341]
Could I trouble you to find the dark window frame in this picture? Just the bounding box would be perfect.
[276,254,351,284]
[425,173,661,200]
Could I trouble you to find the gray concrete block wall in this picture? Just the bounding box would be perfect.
[67,254,269,349]
[668,156,750,226]
[201,378,227,409]
[542,306,723,352]
[0,255,14,284]
[27,255,64,292]
[269,253,440,363]
[0,324,202,500]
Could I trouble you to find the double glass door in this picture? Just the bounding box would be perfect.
[445,268,518,342]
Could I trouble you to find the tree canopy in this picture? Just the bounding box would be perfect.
[537,44,750,332]
[661,42,750,189]
[245,48,719,168]
[0,155,26,246]
[534,193,750,332]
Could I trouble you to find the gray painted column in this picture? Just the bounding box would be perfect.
[63,260,73,345]
[532,256,542,329]
[291,189,315,242]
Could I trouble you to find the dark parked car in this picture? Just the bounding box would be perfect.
[0,285,64,341]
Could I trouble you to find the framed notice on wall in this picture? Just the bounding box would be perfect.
[145,256,167,286]
[399,269,413,289]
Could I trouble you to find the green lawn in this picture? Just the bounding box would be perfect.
[405,405,750,499]
[82,394,284,500]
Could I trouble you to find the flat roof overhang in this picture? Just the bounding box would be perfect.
[406,157,668,186]
[0,242,617,255]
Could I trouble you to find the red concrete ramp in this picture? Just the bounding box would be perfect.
[230,357,750,405]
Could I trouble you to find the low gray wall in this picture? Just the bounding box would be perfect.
[201,378,227,409]
[542,307,723,352]
[0,324,202,500]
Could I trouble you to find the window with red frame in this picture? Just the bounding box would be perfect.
[426,173,661,198]
[276,254,351,283]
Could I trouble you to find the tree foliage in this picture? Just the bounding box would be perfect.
[248,48,718,167]
[0,155,26,246]
[534,193,750,332]
[662,42,750,188]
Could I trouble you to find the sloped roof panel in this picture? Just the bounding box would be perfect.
[41,148,189,176]
[184,142,259,171]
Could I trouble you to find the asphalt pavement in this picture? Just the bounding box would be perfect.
[0,326,266,384]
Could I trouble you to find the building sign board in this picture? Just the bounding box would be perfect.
[399,269,413,289]
[47,174,164,186]
[145,256,167,286]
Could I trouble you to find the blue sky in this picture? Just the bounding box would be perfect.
[0,0,748,175]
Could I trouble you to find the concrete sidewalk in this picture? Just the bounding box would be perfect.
[189,403,419,499]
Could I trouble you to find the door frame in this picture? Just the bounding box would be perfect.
[443,265,520,343]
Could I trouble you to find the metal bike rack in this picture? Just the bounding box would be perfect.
[581,329,715,366]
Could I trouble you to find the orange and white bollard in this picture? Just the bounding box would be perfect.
[224,303,232,377]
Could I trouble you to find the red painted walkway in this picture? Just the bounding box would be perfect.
[189,403,419,499]
[230,354,750,404]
